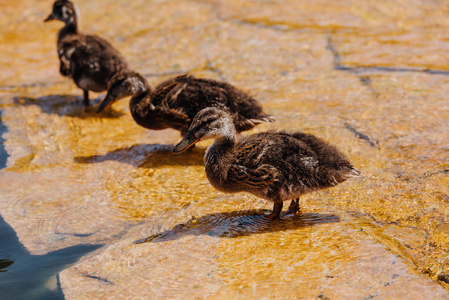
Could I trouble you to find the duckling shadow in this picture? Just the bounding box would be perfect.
[13,95,124,119]
[134,210,340,244]
[74,144,205,168]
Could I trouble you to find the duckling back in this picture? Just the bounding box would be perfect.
[152,75,274,133]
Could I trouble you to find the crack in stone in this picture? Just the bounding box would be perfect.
[326,36,342,67]
[344,211,421,273]
[327,36,380,98]
[421,169,449,178]
[359,75,380,98]
[344,122,379,148]
[396,169,449,181]
[225,18,298,32]
[326,35,449,76]
[83,273,114,285]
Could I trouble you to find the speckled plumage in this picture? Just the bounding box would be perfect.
[97,71,274,134]
[45,0,128,105]
[174,108,361,219]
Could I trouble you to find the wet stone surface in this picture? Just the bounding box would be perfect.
[1,0,449,298]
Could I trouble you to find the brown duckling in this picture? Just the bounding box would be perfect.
[96,70,274,135]
[173,108,361,220]
[44,0,128,106]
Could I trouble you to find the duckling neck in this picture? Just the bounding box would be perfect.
[205,136,236,187]
[129,87,152,121]
[129,87,172,130]
[58,5,80,42]
[129,80,192,131]
[58,21,78,42]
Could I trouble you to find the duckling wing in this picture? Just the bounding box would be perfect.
[235,137,269,165]
[225,138,278,190]
[152,80,189,109]
[260,131,359,189]
[153,75,230,118]
[152,81,178,105]
[58,50,72,76]
[145,106,191,130]
[233,132,323,192]
[226,164,277,190]
[57,36,80,77]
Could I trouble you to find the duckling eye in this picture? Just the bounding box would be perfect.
[112,78,128,88]
[202,118,215,125]
[61,6,73,19]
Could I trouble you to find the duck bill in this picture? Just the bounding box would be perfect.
[173,131,199,153]
[44,13,56,22]
[96,94,116,113]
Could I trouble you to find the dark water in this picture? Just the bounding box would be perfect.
[0,111,8,169]
[0,215,102,300]
[0,110,102,300]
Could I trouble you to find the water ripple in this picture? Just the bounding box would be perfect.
[134,210,340,244]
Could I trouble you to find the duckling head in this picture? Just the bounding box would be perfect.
[97,71,149,113]
[44,0,78,24]
[173,108,236,152]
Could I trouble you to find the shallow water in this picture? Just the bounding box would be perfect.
[0,110,104,300]
[1,0,449,298]
[0,215,101,300]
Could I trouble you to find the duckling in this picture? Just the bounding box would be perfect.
[173,108,361,220]
[44,0,128,106]
[96,71,274,134]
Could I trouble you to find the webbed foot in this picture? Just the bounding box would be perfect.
[266,201,283,220]
[281,198,300,217]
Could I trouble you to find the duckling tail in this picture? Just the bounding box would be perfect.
[247,114,276,125]
[348,168,362,178]
[262,114,276,123]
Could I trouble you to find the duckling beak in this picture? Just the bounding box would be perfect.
[173,131,199,153]
[96,94,115,113]
[44,13,56,22]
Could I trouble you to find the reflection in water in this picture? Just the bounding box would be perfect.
[13,96,124,119]
[0,215,102,300]
[0,110,8,169]
[135,210,340,244]
[75,144,205,168]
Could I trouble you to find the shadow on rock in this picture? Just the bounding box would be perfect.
[75,144,205,168]
[13,95,124,119]
[134,210,340,244]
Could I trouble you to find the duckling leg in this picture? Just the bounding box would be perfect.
[282,198,300,216]
[267,201,283,220]
[83,90,90,106]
